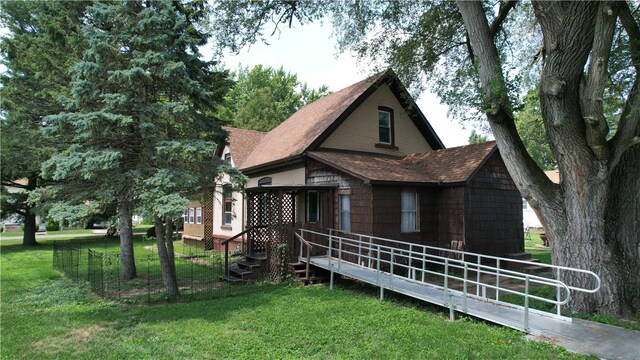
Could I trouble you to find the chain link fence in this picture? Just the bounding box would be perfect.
[53,241,268,304]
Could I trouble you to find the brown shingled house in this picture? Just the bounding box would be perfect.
[186,69,523,259]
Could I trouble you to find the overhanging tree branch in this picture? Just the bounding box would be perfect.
[489,0,517,39]
[456,0,561,219]
[580,2,618,161]
[609,2,640,169]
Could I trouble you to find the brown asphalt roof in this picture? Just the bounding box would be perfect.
[239,70,389,171]
[222,127,267,168]
[308,141,497,185]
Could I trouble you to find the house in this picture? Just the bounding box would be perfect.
[181,127,266,251]
[182,69,523,259]
[522,170,559,229]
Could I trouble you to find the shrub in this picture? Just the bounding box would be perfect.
[45,220,60,232]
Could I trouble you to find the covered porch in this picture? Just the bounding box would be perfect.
[243,184,336,280]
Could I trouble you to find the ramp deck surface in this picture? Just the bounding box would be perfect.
[307,256,640,360]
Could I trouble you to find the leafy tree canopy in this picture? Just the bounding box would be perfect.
[217,65,330,131]
[1,0,89,244]
[468,130,488,145]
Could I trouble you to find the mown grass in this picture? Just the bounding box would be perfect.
[1,236,593,359]
[1,225,153,238]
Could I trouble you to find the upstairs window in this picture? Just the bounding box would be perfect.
[224,153,232,163]
[223,185,233,225]
[377,106,396,149]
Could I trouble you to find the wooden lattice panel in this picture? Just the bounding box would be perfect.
[247,189,298,281]
[203,189,214,250]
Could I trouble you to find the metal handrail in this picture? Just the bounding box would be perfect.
[292,231,313,280]
[328,228,601,295]
[300,228,572,307]
[298,228,605,331]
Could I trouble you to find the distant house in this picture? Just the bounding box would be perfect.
[183,69,523,257]
[522,170,559,229]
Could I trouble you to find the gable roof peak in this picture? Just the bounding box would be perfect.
[240,68,443,172]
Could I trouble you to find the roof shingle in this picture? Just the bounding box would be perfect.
[239,71,388,170]
[223,127,267,168]
[308,141,497,185]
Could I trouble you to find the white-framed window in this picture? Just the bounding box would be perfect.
[196,207,202,224]
[378,107,393,144]
[183,209,188,222]
[401,192,418,232]
[223,185,233,225]
[522,200,529,210]
[339,195,351,232]
[307,191,320,223]
[224,153,231,163]
[188,208,195,224]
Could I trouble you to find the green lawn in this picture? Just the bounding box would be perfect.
[0,236,590,359]
[1,225,153,238]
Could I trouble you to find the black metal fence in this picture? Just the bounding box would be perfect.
[53,241,268,304]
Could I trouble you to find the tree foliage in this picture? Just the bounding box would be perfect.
[211,1,640,315]
[217,65,330,131]
[514,89,556,170]
[0,1,88,245]
[468,130,488,145]
[41,0,238,294]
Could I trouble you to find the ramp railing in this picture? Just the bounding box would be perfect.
[298,228,601,331]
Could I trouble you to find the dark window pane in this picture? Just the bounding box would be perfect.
[379,127,390,143]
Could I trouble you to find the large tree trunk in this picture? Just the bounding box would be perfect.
[22,176,38,246]
[154,215,179,299]
[117,196,136,280]
[458,1,640,315]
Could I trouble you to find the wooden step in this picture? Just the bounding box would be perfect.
[505,252,532,260]
[288,262,306,268]
[237,260,262,269]
[245,253,267,261]
[229,266,252,277]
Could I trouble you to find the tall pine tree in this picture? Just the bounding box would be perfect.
[1,1,88,245]
[43,0,234,292]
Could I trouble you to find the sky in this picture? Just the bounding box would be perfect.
[203,21,472,148]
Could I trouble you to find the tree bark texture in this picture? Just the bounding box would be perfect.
[22,176,39,246]
[117,195,136,280]
[458,1,640,315]
[155,216,180,299]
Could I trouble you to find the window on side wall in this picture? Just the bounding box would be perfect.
[339,195,351,232]
[196,207,202,224]
[401,192,418,232]
[307,191,320,223]
[378,107,394,146]
[224,153,231,163]
[183,209,188,223]
[189,208,195,224]
[223,185,233,225]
